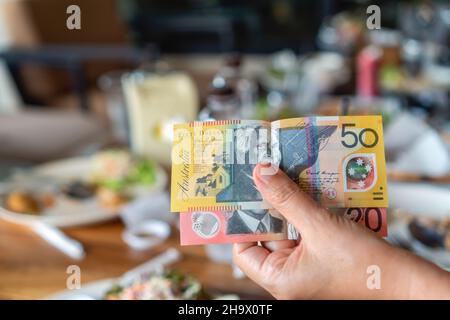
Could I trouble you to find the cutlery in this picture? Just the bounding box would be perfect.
[32,222,85,260]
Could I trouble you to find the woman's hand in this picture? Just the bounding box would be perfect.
[233,163,450,299]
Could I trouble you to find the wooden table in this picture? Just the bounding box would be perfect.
[0,218,271,300]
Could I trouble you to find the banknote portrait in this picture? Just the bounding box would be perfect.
[216,125,270,203]
[226,209,284,235]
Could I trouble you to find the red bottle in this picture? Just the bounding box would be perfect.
[357,45,382,97]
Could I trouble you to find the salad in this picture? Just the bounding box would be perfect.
[90,149,157,210]
[105,270,209,300]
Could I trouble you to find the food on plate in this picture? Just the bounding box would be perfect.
[5,191,41,214]
[96,188,129,211]
[91,149,134,184]
[104,270,207,300]
[1,150,160,215]
[4,191,57,215]
[41,194,56,208]
[90,149,157,210]
[63,181,96,199]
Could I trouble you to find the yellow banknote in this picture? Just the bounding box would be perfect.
[171,116,388,212]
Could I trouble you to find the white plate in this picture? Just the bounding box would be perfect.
[388,182,450,218]
[387,220,450,270]
[387,182,450,269]
[0,156,168,228]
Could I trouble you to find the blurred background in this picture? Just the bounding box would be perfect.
[0,0,449,300]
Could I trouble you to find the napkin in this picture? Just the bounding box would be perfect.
[385,112,450,177]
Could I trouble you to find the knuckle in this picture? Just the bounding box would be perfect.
[268,182,298,208]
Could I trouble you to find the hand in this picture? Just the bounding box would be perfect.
[233,163,450,299]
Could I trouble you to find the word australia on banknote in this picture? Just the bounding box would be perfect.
[171,116,389,213]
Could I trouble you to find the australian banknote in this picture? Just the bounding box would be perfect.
[180,207,387,245]
[171,116,388,213]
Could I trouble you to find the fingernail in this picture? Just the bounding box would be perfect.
[257,162,276,184]
[259,161,271,168]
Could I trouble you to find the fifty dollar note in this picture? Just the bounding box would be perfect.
[171,116,389,213]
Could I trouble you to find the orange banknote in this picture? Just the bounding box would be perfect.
[180,208,387,245]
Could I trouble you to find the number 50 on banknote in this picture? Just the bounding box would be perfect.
[171,116,388,213]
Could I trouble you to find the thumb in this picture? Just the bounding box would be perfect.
[253,163,330,237]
